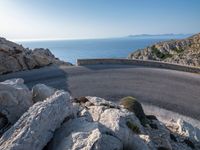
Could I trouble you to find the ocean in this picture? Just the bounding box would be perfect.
[18,36,189,64]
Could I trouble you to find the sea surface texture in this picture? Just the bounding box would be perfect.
[18,36,188,64]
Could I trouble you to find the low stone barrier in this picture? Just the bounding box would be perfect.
[77,58,200,73]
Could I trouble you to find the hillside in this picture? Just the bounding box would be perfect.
[128,33,200,67]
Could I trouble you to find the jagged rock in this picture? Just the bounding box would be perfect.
[32,84,56,103]
[0,37,72,75]
[79,97,149,150]
[0,78,33,124]
[177,119,200,142]
[47,117,123,150]
[0,90,73,150]
[98,108,148,150]
[0,80,199,150]
[128,33,200,67]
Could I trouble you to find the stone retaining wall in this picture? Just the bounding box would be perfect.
[77,58,200,73]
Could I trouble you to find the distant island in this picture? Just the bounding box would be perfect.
[127,33,192,39]
[128,33,200,67]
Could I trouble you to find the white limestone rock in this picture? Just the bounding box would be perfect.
[48,117,123,150]
[78,97,149,150]
[0,90,73,150]
[32,84,56,103]
[0,78,33,124]
[98,108,148,150]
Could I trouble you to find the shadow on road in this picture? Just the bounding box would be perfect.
[0,65,70,93]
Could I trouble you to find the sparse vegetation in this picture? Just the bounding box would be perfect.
[126,120,140,134]
[171,47,184,53]
[151,45,172,59]
[120,96,147,126]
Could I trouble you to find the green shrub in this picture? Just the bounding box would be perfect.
[126,120,140,134]
[120,96,147,126]
[171,47,184,53]
[151,45,172,59]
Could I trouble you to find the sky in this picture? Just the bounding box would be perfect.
[0,0,200,40]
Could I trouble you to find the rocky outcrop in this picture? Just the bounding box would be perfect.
[0,78,33,124]
[48,117,123,150]
[0,90,73,150]
[0,37,72,75]
[0,79,199,150]
[128,33,200,67]
[50,96,148,150]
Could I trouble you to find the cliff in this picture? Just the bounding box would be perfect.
[0,37,72,74]
[128,33,200,67]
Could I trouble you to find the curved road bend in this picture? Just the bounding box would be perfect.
[0,64,200,120]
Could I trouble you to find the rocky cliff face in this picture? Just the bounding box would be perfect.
[0,37,72,74]
[128,33,200,67]
[0,79,199,150]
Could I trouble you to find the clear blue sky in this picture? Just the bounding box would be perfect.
[0,0,200,40]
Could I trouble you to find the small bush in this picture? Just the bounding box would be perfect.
[120,96,147,126]
[151,45,172,59]
[171,47,184,53]
[126,121,140,134]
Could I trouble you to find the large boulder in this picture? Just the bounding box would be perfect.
[78,97,149,150]
[98,107,147,150]
[0,78,33,124]
[47,96,148,150]
[0,90,73,150]
[48,117,123,150]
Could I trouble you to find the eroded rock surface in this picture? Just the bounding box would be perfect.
[0,37,72,75]
[0,79,199,150]
[0,90,72,150]
[128,33,200,67]
[0,78,33,124]
[48,117,123,150]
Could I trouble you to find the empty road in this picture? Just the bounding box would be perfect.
[0,64,200,120]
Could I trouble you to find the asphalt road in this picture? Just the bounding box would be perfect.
[0,64,200,120]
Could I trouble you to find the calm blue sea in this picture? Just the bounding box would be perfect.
[18,36,189,64]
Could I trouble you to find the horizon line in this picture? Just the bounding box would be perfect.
[12,33,194,42]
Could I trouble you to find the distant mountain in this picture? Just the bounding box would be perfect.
[128,33,200,67]
[127,34,192,39]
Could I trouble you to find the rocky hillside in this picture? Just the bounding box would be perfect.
[128,33,200,67]
[0,37,72,74]
[0,78,199,150]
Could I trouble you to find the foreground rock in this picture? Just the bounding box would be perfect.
[128,33,200,67]
[0,79,33,124]
[0,79,200,150]
[0,90,73,150]
[48,117,123,150]
[0,37,72,75]
[48,96,148,150]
